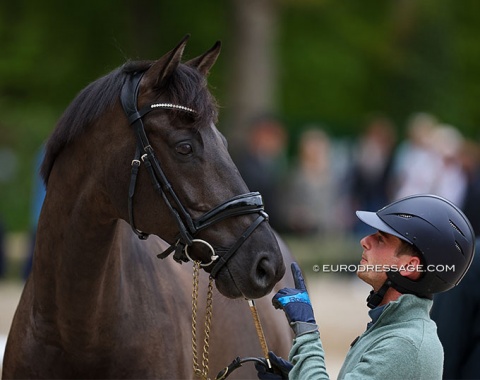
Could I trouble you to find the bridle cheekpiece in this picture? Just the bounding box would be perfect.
[120,70,269,278]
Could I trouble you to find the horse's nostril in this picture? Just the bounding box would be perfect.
[254,257,275,289]
[256,258,268,278]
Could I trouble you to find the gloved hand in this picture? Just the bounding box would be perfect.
[272,262,317,336]
[255,351,293,380]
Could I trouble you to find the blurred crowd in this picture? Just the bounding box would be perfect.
[1,111,480,280]
[234,111,480,240]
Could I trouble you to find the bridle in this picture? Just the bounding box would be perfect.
[120,70,269,278]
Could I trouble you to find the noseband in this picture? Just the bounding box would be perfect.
[120,70,269,278]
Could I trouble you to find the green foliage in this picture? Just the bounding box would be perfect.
[279,1,480,137]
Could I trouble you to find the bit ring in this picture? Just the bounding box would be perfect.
[184,239,219,267]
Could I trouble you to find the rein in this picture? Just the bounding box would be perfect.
[120,70,269,277]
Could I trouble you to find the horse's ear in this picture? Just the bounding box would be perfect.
[185,41,221,76]
[141,34,190,88]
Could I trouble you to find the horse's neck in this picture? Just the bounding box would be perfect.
[32,172,127,340]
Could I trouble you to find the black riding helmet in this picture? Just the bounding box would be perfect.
[356,194,475,299]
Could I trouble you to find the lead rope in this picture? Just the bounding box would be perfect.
[192,260,214,380]
[191,260,272,380]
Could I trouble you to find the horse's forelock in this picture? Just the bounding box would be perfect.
[166,64,218,126]
[125,60,218,126]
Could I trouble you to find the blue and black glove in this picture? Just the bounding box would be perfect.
[255,351,293,380]
[272,262,318,337]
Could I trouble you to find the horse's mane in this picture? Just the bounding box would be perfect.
[40,60,218,185]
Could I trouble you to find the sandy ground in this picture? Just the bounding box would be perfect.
[0,281,24,371]
[0,274,371,379]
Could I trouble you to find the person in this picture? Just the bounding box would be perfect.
[392,116,468,209]
[390,112,439,201]
[234,113,288,231]
[348,114,397,238]
[256,194,475,380]
[430,237,480,379]
[0,145,19,278]
[458,139,480,237]
[283,128,338,236]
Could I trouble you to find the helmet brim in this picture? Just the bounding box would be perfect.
[356,210,412,244]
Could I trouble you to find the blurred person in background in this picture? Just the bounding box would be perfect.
[391,112,439,200]
[392,114,468,208]
[348,114,397,237]
[458,139,480,236]
[235,113,289,231]
[0,145,19,279]
[429,139,480,379]
[430,237,480,379]
[283,127,338,236]
[427,125,468,207]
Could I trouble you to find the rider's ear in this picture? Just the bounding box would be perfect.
[399,256,422,281]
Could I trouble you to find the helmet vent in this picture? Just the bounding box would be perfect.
[455,241,463,255]
[449,219,465,237]
[396,213,413,219]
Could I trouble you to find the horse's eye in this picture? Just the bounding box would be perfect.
[175,143,193,155]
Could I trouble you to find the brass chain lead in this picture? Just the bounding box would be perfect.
[192,261,201,378]
[202,276,214,375]
[191,260,214,380]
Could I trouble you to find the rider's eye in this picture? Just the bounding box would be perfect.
[175,143,193,155]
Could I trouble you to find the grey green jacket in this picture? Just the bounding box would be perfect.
[288,294,443,379]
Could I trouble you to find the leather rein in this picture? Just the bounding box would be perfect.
[120,70,269,278]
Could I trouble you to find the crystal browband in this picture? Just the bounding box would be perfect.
[150,103,196,113]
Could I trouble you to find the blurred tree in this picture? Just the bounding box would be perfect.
[278,0,480,137]
[224,0,280,153]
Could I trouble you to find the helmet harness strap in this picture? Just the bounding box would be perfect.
[366,279,392,309]
[366,274,433,309]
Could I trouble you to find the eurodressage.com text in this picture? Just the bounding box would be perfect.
[313,264,456,273]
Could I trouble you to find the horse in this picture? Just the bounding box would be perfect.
[2,35,294,379]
